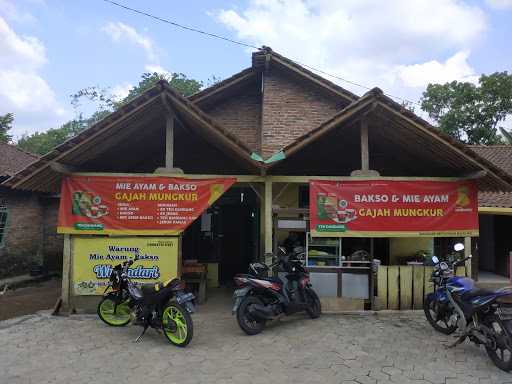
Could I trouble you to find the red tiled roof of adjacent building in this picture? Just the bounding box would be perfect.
[0,142,38,177]
[469,145,512,177]
[470,145,512,208]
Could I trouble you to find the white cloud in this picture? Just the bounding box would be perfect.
[102,22,159,63]
[144,64,172,77]
[111,82,133,101]
[397,50,478,88]
[0,16,45,69]
[486,0,512,9]
[215,0,487,100]
[0,16,69,137]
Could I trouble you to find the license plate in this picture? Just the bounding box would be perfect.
[176,292,195,304]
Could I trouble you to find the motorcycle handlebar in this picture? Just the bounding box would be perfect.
[452,256,471,269]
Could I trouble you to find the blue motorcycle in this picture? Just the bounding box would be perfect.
[424,243,512,371]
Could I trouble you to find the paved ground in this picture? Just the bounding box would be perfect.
[0,278,61,321]
[2,292,512,384]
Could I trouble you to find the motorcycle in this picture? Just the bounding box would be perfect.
[232,246,321,335]
[97,259,195,347]
[424,243,512,371]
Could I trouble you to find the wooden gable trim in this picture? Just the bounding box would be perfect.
[189,67,257,105]
[7,94,163,189]
[377,102,512,191]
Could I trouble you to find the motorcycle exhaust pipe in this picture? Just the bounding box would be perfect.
[248,304,276,320]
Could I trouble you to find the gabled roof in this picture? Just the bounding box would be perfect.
[3,80,262,192]
[3,49,511,195]
[266,87,512,191]
[189,47,358,107]
[0,142,38,177]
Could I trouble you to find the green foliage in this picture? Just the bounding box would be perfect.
[17,119,88,155]
[421,72,512,145]
[0,113,14,143]
[17,72,206,155]
[122,72,203,104]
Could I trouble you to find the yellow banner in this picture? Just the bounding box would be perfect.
[72,236,179,295]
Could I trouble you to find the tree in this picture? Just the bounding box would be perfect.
[17,72,205,155]
[421,72,512,145]
[0,113,13,143]
[70,72,203,111]
[17,119,88,155]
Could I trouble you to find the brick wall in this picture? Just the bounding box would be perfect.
[0,188,44,273]
[205,87,262,153]
[41,197,63,272]
[261,68,343,157]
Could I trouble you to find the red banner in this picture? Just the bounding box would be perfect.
[57,175,235,235]
[310,180,479,237]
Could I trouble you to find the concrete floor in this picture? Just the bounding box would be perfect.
[2,289,512,383]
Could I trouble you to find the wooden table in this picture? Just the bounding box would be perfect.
[182,264,207,304]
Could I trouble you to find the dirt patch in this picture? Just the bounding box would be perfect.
[0,278,61,321]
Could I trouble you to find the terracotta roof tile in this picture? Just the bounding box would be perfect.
[0,142,38,177]
[478,191,512,208]
[468,145,512,177]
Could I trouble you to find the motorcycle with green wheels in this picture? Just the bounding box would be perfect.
[97,259,195,347]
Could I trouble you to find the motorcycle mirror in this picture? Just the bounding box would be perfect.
[453,243,465,252]
[432,256,439,264]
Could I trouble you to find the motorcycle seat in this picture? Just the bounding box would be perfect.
[140,279,182,297]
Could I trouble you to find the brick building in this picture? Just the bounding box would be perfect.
[2,48,512,306]
[0,143,43,277]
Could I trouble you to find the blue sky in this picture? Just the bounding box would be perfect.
[1,0,512,138]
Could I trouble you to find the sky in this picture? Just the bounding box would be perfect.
[1,0,512,138]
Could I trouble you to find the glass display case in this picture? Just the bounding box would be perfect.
[306,233,341,267]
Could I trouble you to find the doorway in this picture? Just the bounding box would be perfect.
[182,186,260,286]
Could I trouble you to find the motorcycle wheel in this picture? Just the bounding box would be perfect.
[485,315,512,372]
[423,295,457,335]
[237,296,266,335]
[162,302,193,347]
[97,296,131,327]
[305,288,321,319]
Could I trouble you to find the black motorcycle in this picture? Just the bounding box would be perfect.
[232,247,321,335]
[97,259,195,347]
[424,243,512,371]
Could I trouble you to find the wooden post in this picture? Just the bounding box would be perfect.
[361,118,369,171]
[350,118,379,176]
[464,236,472,278]
[61,234,72,310]
[264,179,273,265]
[165,115,174,169]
